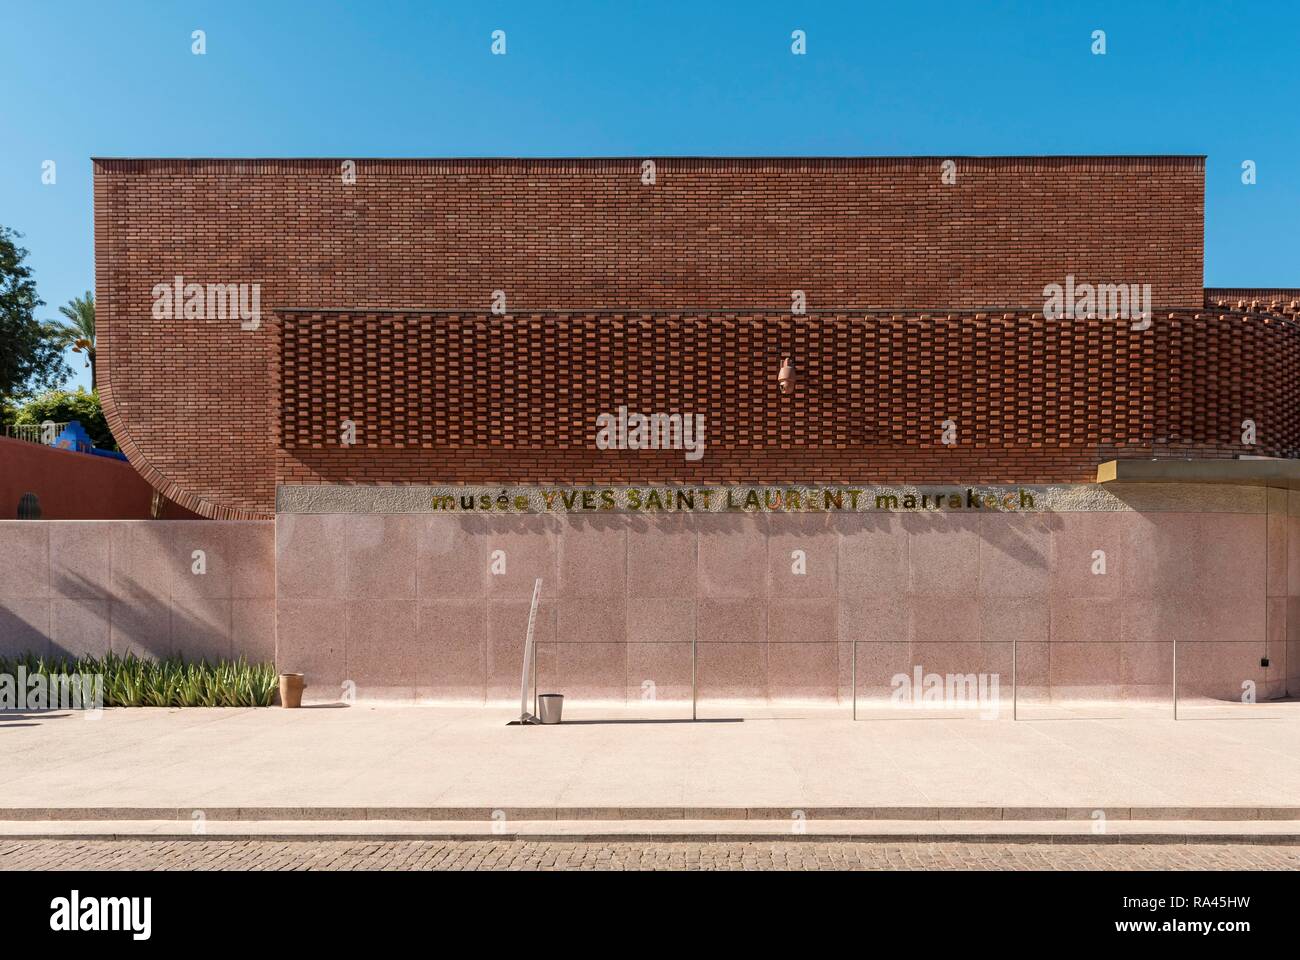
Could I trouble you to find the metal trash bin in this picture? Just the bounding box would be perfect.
[537,693,564,724]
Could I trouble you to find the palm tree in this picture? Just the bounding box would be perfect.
[48,291,96,390]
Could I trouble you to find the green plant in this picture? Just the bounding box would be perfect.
[0,652,278,708]
[0,225,70,401]
[11,387,115,450]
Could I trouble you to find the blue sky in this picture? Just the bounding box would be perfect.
[2,0,1297,391]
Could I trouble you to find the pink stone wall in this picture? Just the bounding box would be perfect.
[2,508,1288,705]
[0,521,274,663]
[274,504,1295,705]
[1287,491,1300,702]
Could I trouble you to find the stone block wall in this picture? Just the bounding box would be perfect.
[0,521,274,663]
[1,490,1292,709]
[273,484,1293,705]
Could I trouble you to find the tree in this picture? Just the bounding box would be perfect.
[0,226,69,400]
[12,388,116,451]
[47,291,96,389]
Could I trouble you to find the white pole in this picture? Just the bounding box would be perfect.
[851,640,856,720]
[691,628,697,721]
[519,578,542,723]
[1172,634,1178,721]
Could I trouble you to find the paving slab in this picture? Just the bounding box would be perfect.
[4,819,1300,842]
[2,702,1299,816]
[5,837,1299,871]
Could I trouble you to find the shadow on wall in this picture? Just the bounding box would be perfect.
[0,506,1289,704]
[272,502,1291,705]
[0,520,276,665]
[0,572,257,663]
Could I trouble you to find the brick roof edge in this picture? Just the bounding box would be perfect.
[90,156,1207,176]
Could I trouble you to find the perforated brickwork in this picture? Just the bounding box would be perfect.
[275,308,1300,492]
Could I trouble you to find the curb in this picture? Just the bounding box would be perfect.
[3,805,1299,822]
[5,831,1300,845]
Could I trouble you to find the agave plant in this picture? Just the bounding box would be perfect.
[1,651,277,708]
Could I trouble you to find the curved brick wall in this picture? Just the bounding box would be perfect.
[94,156,1209,519]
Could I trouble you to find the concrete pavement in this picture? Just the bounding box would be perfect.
[5,818,1300,843]
[3,702,1300,828]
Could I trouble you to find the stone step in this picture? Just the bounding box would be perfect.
[3,818,1300,843]
[2,805,1298,822]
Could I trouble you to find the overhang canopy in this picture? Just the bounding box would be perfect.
[1097,458,1300,489]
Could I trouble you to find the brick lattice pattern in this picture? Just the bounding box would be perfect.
[1206,288,1300,321]
[275,308,1300,492]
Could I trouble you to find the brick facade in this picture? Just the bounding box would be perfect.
[95,156,1231,520]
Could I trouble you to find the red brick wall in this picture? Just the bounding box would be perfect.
[95,157,1209,519]
[0,436,198,520]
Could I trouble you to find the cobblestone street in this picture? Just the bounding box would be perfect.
[3,838,1298,871]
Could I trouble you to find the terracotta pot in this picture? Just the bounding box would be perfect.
[279,673,305,708]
